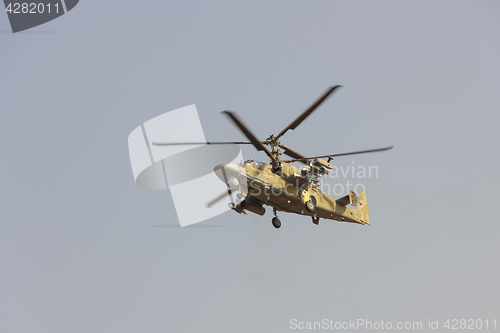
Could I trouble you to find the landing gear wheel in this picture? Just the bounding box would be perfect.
[272,217,281,229]
[312,217,320,225]
[305,200,315,212]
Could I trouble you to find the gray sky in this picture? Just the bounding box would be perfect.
[1,1,499,332]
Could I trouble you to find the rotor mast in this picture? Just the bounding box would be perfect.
[264,134,282,161]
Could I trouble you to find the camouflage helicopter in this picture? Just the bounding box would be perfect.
[155,86,392,228]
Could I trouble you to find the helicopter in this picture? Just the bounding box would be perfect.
[154,86,392,228]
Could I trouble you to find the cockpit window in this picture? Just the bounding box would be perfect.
[244,160,266,169]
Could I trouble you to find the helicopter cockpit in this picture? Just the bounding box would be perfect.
[244,159,267,170]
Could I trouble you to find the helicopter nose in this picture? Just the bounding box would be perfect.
[214,163,240,183]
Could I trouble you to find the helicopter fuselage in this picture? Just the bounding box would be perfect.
[215,161,369,225]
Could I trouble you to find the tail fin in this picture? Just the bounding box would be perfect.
[357,190,370,225]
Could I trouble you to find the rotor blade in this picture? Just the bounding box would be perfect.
[153,141,255,146]
[206,188,233,208]
[278,143,307,163]
[222,110,275,161]
[285,146,394,162]
[276,85,341,140]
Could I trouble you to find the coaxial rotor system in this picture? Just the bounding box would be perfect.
[153,85,392,169]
